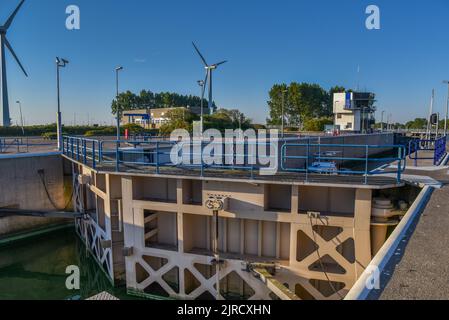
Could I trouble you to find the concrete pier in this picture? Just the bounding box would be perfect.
[61,133,423,300]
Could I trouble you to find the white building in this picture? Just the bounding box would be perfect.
[333,92,376,133]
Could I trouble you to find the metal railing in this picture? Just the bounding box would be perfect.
[408,136,447,166]
[0,137,56,154]
[64,136,275,178]
[63,136,100,169]
[62,136,406,183]
[281,143,406,184]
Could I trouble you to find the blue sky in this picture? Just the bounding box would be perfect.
[2,0,449,125]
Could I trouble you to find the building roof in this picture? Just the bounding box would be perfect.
[123,106,211,118]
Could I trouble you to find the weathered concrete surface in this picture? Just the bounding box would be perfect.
[0,153,71,237]
[379,168,449,300]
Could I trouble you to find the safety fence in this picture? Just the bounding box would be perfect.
[0,137,55,154]
[408,136,447,166]
[281,143,406,184]
[63,136,406,184]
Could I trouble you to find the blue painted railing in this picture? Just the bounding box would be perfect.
[0,137,55,153]
[434,136,447,165]
[62,136,406,184]
[408,136,447,166]
[281,143,406,184]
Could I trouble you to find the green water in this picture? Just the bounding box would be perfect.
[0,227,129,300]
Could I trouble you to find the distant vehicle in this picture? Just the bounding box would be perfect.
[309,151,340,174]
[324,125,340,136]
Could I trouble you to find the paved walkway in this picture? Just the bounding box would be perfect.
[379,167,449,300]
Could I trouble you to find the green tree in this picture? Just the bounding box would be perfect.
[159,108,197,135]
[267,83,331,126]
[111,91,139,115]
[267,84,289,126]
[111,90,214,115]
[303,117,333,132]
[405,118,427,130]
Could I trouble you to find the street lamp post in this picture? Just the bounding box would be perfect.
[115,66,124,172]
[56,57,69,151]
[115,66,124,142]
[197,80,205,134]
[281,89,288,138]
[381,110,385,132]
[15,100,24,136]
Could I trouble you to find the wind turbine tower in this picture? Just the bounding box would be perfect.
[0,0,28,127]
[192,42,227,114]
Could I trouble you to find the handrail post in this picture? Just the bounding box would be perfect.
[364,145,369,185]
[156,142,160,174]
[70,137,74,158]
[200,141,204,177]
[434,139,438,165]
[92,141,96,169]
[76,138,80,161]
[84,140,88,164]
[99,141,103,163]
[414,141,418,167]
[397,146,402,183]
[306,140,310,182]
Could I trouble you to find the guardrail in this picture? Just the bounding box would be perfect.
[0,137,55,154]
[62,136,406,183]
[63,136,100,169]
[281,143,406,184]
[64,136,274,178]
[408,136,447,166]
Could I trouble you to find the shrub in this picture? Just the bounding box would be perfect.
[252,124,267,130]
[303,117,333,132]
[41,132,58,140]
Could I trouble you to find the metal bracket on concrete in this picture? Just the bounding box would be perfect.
[244,262,300,300]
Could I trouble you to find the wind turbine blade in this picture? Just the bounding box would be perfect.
[3,0,25,30]
[213,60,228,67]
[5,38,28,77]
[192,42,208,66]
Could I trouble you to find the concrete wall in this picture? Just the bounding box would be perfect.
[0,154,69,237]
[104,173,374,300]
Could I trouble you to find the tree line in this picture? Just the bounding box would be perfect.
[267,82,347,129]
[159,108,256,135]
[111,90,216,115]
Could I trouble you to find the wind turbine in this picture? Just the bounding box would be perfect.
[192,42,227,115]
[0,0,28,127]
